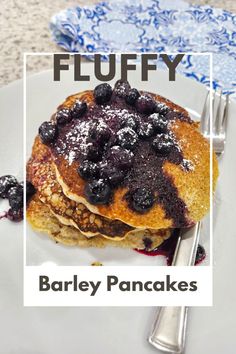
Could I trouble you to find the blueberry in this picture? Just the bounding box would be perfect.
[108,146,134,170]
[94,83,113,104]
[56,108,72,125]
[8,185,23,210]
[148,113,168,133]
[152,134,174,155]
[131,187,154,213]
[78,160,99,180]
[137,122,154,139]
[39,122,58,144]
[125,88,140,105]
[0,175,18,198]
[26,181,36,202]
[7,208,23,222]
[135,94,156,114]
[71,100,87,118]
[155,102,169,116]
[90,121,111,145]
[85,179,112,205]
[114,80,131,98]
[117,127,138,150]
[120,115,138,131]
[100,164,125,187]
[107,134,118,148]
[195,245,206,265]
[86,143,102,162]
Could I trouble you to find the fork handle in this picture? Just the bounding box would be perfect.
[149,306,188,353]
[149,223,201,353]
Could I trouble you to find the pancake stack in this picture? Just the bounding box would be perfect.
[26,80,218,251]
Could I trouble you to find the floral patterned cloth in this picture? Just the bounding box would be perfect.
[50,0,236,98]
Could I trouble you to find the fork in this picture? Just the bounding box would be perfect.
[148,90,229,354]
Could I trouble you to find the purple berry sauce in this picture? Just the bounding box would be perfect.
[134,230,206,266]
[47,81,194,226]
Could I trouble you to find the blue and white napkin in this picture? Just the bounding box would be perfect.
[50,0,236,98]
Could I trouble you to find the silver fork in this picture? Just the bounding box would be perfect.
[148,90,229,354]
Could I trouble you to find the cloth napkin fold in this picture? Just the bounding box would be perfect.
[50,0,236,98]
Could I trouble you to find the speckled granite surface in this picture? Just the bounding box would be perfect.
[0,0,235,87]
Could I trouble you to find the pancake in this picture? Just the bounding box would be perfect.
[27,194,171,250]
[27,137,171,243]
[27,137,133,240]
[47,87,218,230]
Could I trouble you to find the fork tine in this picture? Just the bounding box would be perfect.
[205,89,216,136]
[221,94,229,135]
[214,89,223,135]
[200,90,209,134]
[210,90,217,134]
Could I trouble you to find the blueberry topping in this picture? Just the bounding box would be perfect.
[106,134,118,148]
[0,175,24,221]
[94,83,113,104]
[48,79,188,225]
[71,100,87,118]
[7,208,23,222]
[0,175,18,198]
[125,88,140,105]
[135,94,156,114]
[117,127,138,150]
[26,181,36,202]
[8,185,23,210]
[130,187,154,213]
[148,113,168,133]
[114,80,131,98]
[108,146,134,170]
[120,115,138,131]
[85,180,112,205]
[39,122,58,144]
[152,134,175,155]
[100,164,125,187]
[155,103,169,116]
[90,121,111,145]
[78,160,99,180]
[56,108,72,125]
[137,122,154,139]
[85,143,102,162]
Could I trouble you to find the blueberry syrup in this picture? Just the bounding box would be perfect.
[135,229,179,265]
[0,209,24,222]
[48,80,194,227]
[0,211,7,220]
[134,230,206,266]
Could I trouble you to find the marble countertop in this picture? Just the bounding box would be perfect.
[0,0,235,87]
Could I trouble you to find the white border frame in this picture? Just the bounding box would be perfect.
[23,52,213,306]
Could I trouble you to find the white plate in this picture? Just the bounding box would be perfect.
[0,64,235,353]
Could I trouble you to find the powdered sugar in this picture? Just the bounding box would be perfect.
[102,106,139,123]
[54,120,93,164]
[52,95,193,174]
[181,159,194,171]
